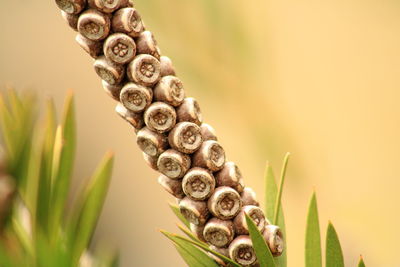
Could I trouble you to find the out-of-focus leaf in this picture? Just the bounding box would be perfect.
[169,203,190,228]
[177,224,205,244]
[326,222,344,267]
[358,256,366,267]
[273,152,290,225]
[245,214,276,267]
[305,192,322,267]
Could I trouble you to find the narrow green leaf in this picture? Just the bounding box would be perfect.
[273,152,290,225]
[305,192,322,267]
[358,256,366,267]
[245,214,276,267]
[326,222,344,267]
[169,203,190,228]
[177,224,205,244]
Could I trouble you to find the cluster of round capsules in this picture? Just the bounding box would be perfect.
[55,0,283,265]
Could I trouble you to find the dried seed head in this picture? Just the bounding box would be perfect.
[168,122,202,154]
[179,197,209,226]
[233,205,269,235]
[136,31,161,59]
[94,56,125,85]
[102,80,122,101]
[190,223,206,242]
[203,218,234,248]
[158,175,185,199]
[55,0,86,14]
[104,33,136,65]
[112,8,144,38]
[115,103,144,130]
[61,11,79,31]
[136,127,168,157]
[144,102,176,133]
[78,9,110,41]
[154,76,185,107]
[200,123,217,141]
[240,187,259,207]
[75,33,102,58]
[120,83,153,113]
[160,56,176,77]
[229,235,257,266]
[192,140,226,172]
[215,162,245,193]
[182,167,215,201]
[142,153,158,171]
[177,97,203,125]
[157,149,191,179]
[128,54,161,87]
[262,225,284,257]
[208,186,242,220]
[88,0,123,13]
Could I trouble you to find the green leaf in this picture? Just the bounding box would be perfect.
[305,192,322,267]
[358,256,366,267]
[169,203,190,228]
[273,152,290,225]
[325,222,344,267]
[245,214,276,267]
[177,224,205,244]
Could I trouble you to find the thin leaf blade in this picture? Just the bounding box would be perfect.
[358,256,366,267]
[326,222,344,267]
[305,192,322,267]
[169,203,190,228]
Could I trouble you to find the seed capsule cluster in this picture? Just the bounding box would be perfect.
[55,1,283,265]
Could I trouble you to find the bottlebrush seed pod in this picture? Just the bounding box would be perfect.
[112,8,144,38]
[200,123,217,141]
[127,54,161,87]
[143,153,158,171]
[120,83,153,113]
[168,122,203,154]
[160,56,176,77]
[77,9,110,41]
[61,11,79,31]
[135,31,161,59]
[179,197,209,226]
[103,33,136,65]
[154,76,185,107]
[208,246,230,266]
[157,175,185,199]
[233,205,268,235]
[102,80,122,101]
[182,167,215,201]
[192,140,226,172]
[177,97,203,125]
[262,225,284,257]
[144,102,176,133]
[208,186,242,220]
[88,0,123,13]
[190,223,206,242]
[215,162,245,193]
[241,187,259,207]
[55,0,86,14]
[94,56,125,85]
[136,127,167,157]
[115,103,144,130]
[75,33,102,58]
[229,235,257,266]
[157,149,191,179]
[203,218,234,248]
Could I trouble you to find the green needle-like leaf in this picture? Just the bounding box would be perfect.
[326,222,344,267]
[169,203,190,228]
[273,152,290,225]
[305,192,322,267]
[177,224,205,244]
[358,256,366,267]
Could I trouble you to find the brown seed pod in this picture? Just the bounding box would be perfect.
[241,187,259,207]
[94,56,125,85]
[115,103,144,130]
[262,225,284,257]
[142,153,158,171]
[157,175,185,199]
[127,54,161,87]
[55,0,86,14]
[182,167,215,201]
[208,246,229,266]
[192,140,226,172]
[203,218,235,248]
[179,197,209,226]
[168,122,202,154]
[200,123,217,141]
[154,76,185,107]
[233,205,269,235]
[61,11,79,31]
[102,80,122,101]
[88,0,123,13]
[112,8,144,38]
[160,56,176,77]
[136,127,167,157]
[120,83,153,113]
[228,235,257,266]
[77,9,110,41]
[144,102,176,133]
[75,33,102,58]
[177,97,203,125]
[103,33,136,65]
[190,223,206,242]
[215,162,245,193]
[135,31,161,59]
[208,186,242,220]
[157,149,191,179]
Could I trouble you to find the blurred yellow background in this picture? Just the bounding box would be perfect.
[1,0,400,266]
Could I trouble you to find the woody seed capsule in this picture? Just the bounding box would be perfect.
[136,31,161,59]
[208,246,229,267]
[200,123,218,141]
[112,8,145,38]
[215,162,245,193]
[157,175,185,199]
[182,167,215,201]
[192,140,226,172]
[136,127,167,157]
[168,122,203,154]
[190,223,206,242]
[179,197,209,226]
[233,205,269,235]
[88,0,123,13]
[157,149,191,179]
[75,33,102,58]
[229,235,257,266]
[154,76,185,107]
[177,97,203,125]
[203,218,234,248]
[208,186,242,220]
[120,83,153,113]
[102,80,122,101]
[241,187,259,207]
[115,103,144,130]
[160,56,176,77]
[94,56,125,86]
[104,33,136,65]
[128,54,161,87]
[142,153,158,171]
[55,0,86,14]
[144,102,176,133]
[262,225,284,257]
[78,9,110,41]
[61,11,79,31]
